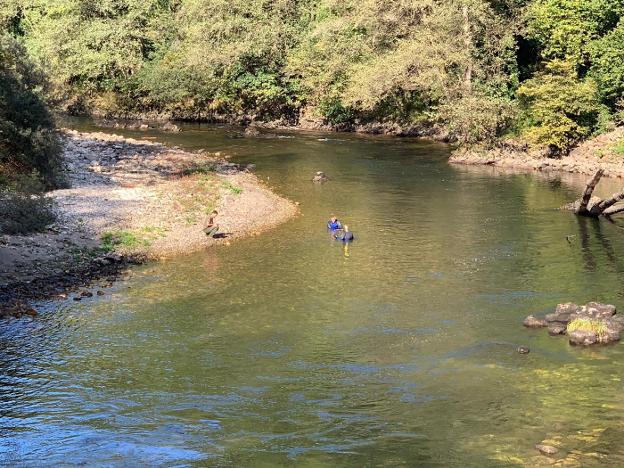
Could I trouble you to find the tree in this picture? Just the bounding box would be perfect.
[516,60,605,153]
[0,34,61,188]
[589,20,624,107]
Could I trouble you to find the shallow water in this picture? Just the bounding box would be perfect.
[3,123,624,466]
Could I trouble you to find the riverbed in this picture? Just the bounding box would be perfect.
[2,123,624,466]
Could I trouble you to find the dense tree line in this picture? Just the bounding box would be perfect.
[2,0,624,155]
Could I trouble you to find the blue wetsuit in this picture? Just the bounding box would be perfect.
[327,220,342,230]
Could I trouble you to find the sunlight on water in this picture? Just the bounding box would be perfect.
[2,122,624,466]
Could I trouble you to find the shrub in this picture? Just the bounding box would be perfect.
[440,94,516,145]
[516,60,606,154]
[100,230,143,252]
[0,175,56,235]
[0,34,64,188]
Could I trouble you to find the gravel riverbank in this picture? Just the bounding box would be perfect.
[0,130,297,315]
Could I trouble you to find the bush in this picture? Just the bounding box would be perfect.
[0,175,56,235]
[0,34,64,188]
[440,94,516,145]
[318,98,354,126]
[589,21,624,107]
[516,60,606,153]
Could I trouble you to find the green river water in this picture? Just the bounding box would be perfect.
[3,123,624,466]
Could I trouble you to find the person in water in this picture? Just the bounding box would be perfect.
[327,214,342,231]
[204,210,219,237]
[335,224,354,242]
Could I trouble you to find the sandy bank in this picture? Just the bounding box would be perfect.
[450,127,624,178]
[0,130,297,313]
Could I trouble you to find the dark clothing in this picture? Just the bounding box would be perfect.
[336,231,354,242]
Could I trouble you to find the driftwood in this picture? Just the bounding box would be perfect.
[568,170,624,218]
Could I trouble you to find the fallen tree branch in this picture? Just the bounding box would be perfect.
[579,169,604,213]
[566,169,624,218]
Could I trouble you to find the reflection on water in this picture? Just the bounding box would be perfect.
[3,122,624,465]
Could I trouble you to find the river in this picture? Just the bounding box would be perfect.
[2,123,624,466]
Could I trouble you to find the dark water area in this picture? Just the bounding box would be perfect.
[2,122,624,466]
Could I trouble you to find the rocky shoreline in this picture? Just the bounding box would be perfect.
[0,130,297,316]
[450,127,624,178]
[77,109,450,139]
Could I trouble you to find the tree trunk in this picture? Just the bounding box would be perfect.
[462,4,473,95]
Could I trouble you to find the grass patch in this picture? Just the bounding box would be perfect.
[222,181,243,195]
[612,139,624,155]
[181,162,216,176]
[101,230,144,252]
[567,318,608,339]
[101,227,168,252]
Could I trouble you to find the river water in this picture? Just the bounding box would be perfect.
[3,124,624,466]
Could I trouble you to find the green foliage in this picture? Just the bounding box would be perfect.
[526,0,624,65]
[517,60,605,153]
[318,98,354,126]
[440,94,517,145]
[100,230,144,251]
[589,20,624,106]
[612,139,624,154]
[0,34,63,188]
[222,181,243,195]
[5,0,624,150]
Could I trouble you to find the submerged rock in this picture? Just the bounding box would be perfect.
[312,171,329,183]
[523,315,547,328]
[535,444,558,456]
[243,126,260,137]
[548,324,566,336]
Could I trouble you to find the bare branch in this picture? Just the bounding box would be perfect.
[579,169,604,212]
[603,204,624,216]
[597,189,624,213]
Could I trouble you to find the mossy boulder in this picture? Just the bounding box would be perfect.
[524,302,622,346]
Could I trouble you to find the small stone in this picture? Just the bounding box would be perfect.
[523,315,547,328]
[517,346,530,354]
[96,290,105,296]
[80,291,93,298]
[548,325,566,336]
[535,444,558,456]
[73,297,82,301]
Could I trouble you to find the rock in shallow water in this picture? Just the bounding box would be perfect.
[523,315,547,328]
[517,346,530,354]
[535,444,558,456]
[548,324,566,336]
[525,302,623,346]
